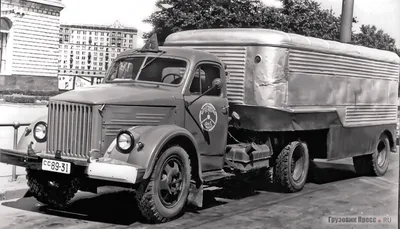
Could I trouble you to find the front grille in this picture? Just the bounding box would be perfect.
[47,101,93,158]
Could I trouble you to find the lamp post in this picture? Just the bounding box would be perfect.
[339,0,355,43]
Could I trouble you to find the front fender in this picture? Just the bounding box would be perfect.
[107,125,202,184]
[17,115,48,152]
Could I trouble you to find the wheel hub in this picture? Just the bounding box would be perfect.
[377,140,387,167]
[291,146,305,182]
[159,156,184,208]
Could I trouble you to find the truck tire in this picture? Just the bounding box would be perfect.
[26,169,79,208]
[353,133,390,176]
[274,141,309,193]
[136,145,191,223]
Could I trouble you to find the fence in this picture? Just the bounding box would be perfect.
[0,122,30,182]
[58,75,104,91]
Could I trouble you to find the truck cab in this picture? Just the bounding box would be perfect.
[0,44,233,223]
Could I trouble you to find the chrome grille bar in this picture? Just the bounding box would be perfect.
[47,101,93,158]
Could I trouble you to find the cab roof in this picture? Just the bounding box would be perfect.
[117,46,223,64]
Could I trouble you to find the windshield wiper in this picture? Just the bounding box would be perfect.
[136,51,166,77]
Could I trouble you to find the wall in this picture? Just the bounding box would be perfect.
[0,0,64,91]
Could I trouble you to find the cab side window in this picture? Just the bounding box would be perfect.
[189,64,221,96]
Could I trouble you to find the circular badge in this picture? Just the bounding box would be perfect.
[199,103,218,132]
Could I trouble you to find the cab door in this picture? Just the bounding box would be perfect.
[184,62,229,172]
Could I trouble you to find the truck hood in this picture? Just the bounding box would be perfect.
[50,83,183,106]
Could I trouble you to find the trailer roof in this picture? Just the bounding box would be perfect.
[164,28,400,64]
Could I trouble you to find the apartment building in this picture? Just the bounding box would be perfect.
[58,21,138,90]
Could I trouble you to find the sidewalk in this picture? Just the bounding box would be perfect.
[0,175,29,201]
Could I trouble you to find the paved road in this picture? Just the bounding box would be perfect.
[0,153,398,229]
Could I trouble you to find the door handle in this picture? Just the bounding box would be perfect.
[222,105,229,115]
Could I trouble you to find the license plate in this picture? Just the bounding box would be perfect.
[42,159,71,174]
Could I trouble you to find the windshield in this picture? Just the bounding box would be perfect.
[106,56,187,85]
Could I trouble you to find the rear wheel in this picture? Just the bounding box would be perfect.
[136,145,191,223]
[26,169,79,208]
[353,133,391,176]
[274,141,309,193]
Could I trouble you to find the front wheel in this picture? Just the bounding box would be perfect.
[26,169,79,208]
[274,141,310,193]
[136,145,191,223]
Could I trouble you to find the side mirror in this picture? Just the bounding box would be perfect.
[212,78,223,90]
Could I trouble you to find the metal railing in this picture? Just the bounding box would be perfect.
[0,121,30,182]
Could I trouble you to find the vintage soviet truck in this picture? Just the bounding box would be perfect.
[0,28,399,223]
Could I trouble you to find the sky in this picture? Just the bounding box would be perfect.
[59,0,400,48]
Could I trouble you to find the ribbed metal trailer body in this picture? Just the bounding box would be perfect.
[165,28,400,160]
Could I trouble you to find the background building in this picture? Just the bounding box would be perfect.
[0,0,64,91]
[58,21,138,90]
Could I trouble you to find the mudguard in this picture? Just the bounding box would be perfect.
[106,125,203,186]
[16,115,48,153]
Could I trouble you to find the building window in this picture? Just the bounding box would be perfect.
[0,18,12,73]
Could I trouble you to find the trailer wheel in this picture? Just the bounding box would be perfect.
[136,145,191,223]
[274,141,309,193]
[26,169,79,209]
[353,134,390,176]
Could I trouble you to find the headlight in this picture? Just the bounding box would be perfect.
[116,131,135,153]
[33,121,47,142]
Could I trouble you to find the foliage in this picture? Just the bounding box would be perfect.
[351,25,400,56]
[3,95,37,104]
[268,0,343,40]
[144,0,399,56]
[0,89,62,97]
[143,0,266,44]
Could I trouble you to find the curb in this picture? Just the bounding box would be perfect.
[0,175,30,201]
[0,187,29,201]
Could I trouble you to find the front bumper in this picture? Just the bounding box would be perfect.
[0,148,145,185]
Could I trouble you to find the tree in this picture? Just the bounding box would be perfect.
[267,0,344,40]
[352,25,400,56]
[144,0,399,57]
[143,0,266,44]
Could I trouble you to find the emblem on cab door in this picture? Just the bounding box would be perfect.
[199,103,218,132]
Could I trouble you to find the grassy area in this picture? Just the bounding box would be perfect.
[0,89,63,97]
[0,90,64,104]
